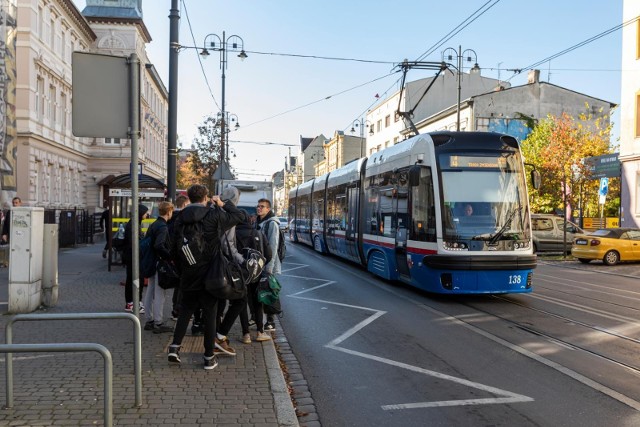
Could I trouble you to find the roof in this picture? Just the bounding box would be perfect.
[102,173,166,189]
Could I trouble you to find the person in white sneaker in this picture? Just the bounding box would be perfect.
[255,198,281,334]
[123,204,149,313]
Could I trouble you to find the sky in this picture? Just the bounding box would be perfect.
[72,0,625,181]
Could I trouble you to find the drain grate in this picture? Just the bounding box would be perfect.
[164,335,204,353]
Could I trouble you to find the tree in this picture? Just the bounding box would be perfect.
[176,150,204,190]
[190,115,223,194]
[521,106,614,219]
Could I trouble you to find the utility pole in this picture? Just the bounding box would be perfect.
[167,0,179,202]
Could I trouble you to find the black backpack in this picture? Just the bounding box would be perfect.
[173,211,214,271]
[265,219,286,262]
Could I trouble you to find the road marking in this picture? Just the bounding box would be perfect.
[287,277,534,410]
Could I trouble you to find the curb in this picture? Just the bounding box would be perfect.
[264,334,300,426]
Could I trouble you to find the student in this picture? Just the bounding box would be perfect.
[123,205,149,313]
[255,198,281,333]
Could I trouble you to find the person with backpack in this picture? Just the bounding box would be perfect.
[237,210,272,342]
[167,184,245,370]
[123,204,149,314]
[255,198,282,333]
[167,195,189,322]
[142,201,175,334]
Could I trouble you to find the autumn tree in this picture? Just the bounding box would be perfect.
[521,107,614,218]
[190,115,223,194]
[176,151,206,190]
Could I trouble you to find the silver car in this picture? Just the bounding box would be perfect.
[532,214,584,253]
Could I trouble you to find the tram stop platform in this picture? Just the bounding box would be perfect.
[0,243,299,426]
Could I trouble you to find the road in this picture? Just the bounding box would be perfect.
[278,243,640,426]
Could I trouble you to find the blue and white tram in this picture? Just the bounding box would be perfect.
[288,131,536,294]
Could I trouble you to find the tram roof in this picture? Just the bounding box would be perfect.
[366,134,432,177]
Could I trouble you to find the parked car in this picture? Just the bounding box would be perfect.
[277,217,289,232]
[531,214,584,253]
[571,228,640,265]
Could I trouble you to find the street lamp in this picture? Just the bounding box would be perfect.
[350,118,373,158]
[200,31,247,192]
[442,46,479,131]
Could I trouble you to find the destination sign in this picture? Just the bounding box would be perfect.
[448,155,507,169]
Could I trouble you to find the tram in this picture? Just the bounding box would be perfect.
[288,131,538,294]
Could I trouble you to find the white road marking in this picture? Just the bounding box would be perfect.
[286,274,534,410]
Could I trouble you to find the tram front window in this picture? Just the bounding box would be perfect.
[439,152,530,250]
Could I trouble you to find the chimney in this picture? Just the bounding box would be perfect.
[527,69,540,84]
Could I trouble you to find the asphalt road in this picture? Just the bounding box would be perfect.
[278,244,640,427]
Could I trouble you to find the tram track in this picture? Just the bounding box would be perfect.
[456,293,640,375]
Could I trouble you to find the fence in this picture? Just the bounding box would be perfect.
[43,208,99,247]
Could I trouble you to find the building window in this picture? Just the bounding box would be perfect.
[385,115,391,128]
[37,6,43,37]
[636,93,640,138]
[35,77,44,119]
[637,19,640,60]
[49,86,56,124]
[105,138,121,144]
[393,137,399,145]
[377,120,382,132]
[60,92,67,133]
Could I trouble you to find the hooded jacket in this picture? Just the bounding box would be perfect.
[172,199,244,292]
[220,186,245,264]
[256,209,281,275]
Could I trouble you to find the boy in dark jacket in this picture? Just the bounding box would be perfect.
[167,184,245,370]
[123,204,149,313]
[142,201,175,333]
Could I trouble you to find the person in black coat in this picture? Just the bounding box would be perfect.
[167,184,245,370]
[1,197,22,244]
[123,204,149,313]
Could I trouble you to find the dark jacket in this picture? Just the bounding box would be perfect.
[122,205,149,265]
[145,216,172,261]
[172,201,245,292]
[236,219,272,263]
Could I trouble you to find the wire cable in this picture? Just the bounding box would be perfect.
[181,0,220,110]
[245,50,396,65]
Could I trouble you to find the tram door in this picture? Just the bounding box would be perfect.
[394,176,411,277]
[346,185,359,261]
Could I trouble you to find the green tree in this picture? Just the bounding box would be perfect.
[190,115,223,194]
[521,106,614,218]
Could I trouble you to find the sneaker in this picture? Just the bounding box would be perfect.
[248,318,256,327]
[144,320,155,331]
[171,310,179,321]
[139,303,145,315]
[242,333,251,344]
[191,324,203,336]
[264,322,276,332]
[203,355,218,370]
[168,345,181,364]
[256,332,272,342]
[214,337,236,356]
[153,324,174,334]
[102,249,107,258]
[125,302,134,312]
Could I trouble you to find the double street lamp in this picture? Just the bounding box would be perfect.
[442,46,480,131]
[200,31,247,191]
[350,118,373,158]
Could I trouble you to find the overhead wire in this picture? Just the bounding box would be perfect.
[181,0,220,111]
[507,16,639,82]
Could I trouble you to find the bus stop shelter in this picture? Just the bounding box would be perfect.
[104,174,166,271]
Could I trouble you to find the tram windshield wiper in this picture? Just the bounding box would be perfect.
[489,206,522,245]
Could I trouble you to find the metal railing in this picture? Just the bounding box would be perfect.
[5,313,142,408]
[0,343,113,427]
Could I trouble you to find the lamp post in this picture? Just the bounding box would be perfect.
[442,46,479,131]
[350,118,373,158]
[200,31,247,192]
[218,111,240,162]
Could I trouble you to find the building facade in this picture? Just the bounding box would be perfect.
[619,0,640,227]
[5,0,167,216]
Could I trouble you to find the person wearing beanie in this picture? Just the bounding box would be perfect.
[123,204,150,313]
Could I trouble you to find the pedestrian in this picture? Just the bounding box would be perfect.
[1,197,22,244]
[123,204,149,313]
[142,201,175,333]
[236,210,272,343]
[100,206,110,258]
[255,198,281,333]
[167,194,189,321]
[214,186,250,354]
[167,184,244,370]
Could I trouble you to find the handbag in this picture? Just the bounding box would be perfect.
[157,259,180,290]
[204,235,247,300]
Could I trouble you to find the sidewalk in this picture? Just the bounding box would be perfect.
[0,243,299,426]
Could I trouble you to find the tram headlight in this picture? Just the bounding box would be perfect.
[443,241,468,251]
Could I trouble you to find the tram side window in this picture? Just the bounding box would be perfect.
[364,171,395,237]
[411,167,436,242]
[312,194,324,229]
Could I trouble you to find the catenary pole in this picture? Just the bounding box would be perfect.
[167,0,180,202]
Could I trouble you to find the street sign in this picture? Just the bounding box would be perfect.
[584,153,620,179]
[598,177,609,204]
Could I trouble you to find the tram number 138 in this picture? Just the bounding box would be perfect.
[508,275,523,285]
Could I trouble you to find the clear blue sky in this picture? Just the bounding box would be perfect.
[73,0,624,181]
